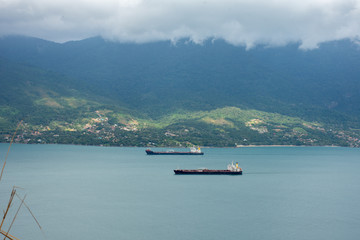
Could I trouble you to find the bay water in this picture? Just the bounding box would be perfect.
[0,144,359,240]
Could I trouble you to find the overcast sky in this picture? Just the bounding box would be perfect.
[1,0,359,49]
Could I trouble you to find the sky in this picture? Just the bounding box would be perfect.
[0,0,360,49]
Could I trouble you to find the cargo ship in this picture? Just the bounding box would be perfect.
[146,147,204,155]
[174,162,242,175]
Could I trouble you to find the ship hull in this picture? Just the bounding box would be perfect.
[146,150,204,155]
[174,170,242,175]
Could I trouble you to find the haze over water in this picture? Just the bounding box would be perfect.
[0,144,359,240]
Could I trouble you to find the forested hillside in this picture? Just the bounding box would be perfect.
[0,36,359,147]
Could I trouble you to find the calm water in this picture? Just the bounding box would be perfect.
[0,144,359,240]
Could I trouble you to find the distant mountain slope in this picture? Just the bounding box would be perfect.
[0,36,359,147]
[0,58,132,129]
[1,36,360,120]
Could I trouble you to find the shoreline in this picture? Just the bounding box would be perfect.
[0,142,346,148]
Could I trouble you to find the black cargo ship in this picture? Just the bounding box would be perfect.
[146,147,204,155]
[174,162,242,175]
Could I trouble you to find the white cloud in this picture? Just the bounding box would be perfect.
[0,0,359,48]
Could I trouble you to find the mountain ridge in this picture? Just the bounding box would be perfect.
[0,35,359,147]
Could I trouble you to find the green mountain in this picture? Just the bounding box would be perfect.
[0,36,359,147]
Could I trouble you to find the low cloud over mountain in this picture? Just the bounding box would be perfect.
[1,0,360,49]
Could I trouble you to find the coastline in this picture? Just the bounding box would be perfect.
[0,142,345,148]
[234,144,338,148]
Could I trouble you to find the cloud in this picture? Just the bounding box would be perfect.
[0,0,359,48]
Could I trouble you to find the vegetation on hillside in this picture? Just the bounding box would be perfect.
[0,36,360,147]
[1,103,359,147]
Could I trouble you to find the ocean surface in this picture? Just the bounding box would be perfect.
[0,144,359,240]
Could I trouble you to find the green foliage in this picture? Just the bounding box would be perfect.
[1,37,360,147]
